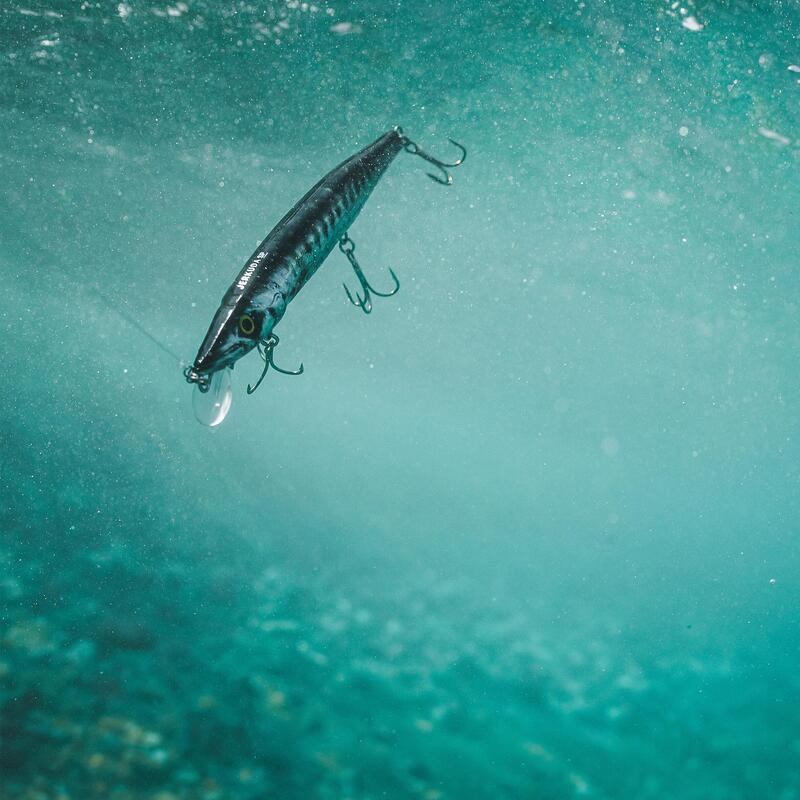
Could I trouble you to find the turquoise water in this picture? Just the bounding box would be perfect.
[2,0,799,797]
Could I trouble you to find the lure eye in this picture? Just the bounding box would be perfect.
[239,314,256,336]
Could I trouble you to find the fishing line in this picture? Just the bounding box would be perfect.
[89,286,187,368]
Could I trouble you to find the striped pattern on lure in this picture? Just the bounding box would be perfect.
[184,125,465,426]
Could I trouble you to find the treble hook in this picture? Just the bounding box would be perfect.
[399,134,467,186]
[339,233,400,315]
[246,332,304,395]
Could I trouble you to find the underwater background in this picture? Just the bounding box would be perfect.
[2,0,799,797]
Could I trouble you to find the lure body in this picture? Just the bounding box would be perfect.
[189,127,405,379]
[183,124,466,425]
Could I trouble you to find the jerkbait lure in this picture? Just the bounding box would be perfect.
[184,126,466,426]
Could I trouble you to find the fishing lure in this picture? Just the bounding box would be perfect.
[184,125,466,426]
